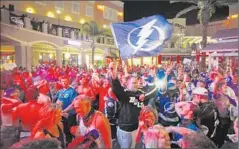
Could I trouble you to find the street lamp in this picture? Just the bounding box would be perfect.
[56,10,61,25]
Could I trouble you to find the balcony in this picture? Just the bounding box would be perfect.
[0,8,115,46]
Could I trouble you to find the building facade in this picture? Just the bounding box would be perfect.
[0,1,123,70]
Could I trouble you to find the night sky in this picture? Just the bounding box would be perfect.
[123,1,231,25]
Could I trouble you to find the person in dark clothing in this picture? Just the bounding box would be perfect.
[192,87,221,146]
[213,78,235,148]
[104,88,119,140]
[221,117,238,149]
[108,62,158,148]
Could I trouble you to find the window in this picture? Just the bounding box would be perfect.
[35,1,46,5]
[111,9,118,21]
[103,7,117,21]
[72,1,80,14]
[55,1,64,10]
[103,7,110,19]
[85,6,93,17]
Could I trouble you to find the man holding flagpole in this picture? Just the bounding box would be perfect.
[110,14,173,148]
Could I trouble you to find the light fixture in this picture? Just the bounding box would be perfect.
[103,24,107,28]
[64,15,72,21]
[65,53,71,59]
[80,19,85,24]
[25,7,35,14]
[97,5,104,11]
[117,12,123,16]
[47,12,55,18]
[231,14,238,19]
[49,54,53,59]
[39,55,43,60]
[56,10,61,14]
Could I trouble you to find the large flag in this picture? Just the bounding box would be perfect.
[111,15,173,60]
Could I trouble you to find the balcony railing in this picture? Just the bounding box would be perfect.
[0,8,115,46]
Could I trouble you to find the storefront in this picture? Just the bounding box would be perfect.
[201,28,238,71]
[62,47,81,66]
[85,48,108,68]
[32,43,57,66]
[143,57,156,65]
[0,45,15,70]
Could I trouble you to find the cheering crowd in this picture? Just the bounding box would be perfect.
[0,61,238,148]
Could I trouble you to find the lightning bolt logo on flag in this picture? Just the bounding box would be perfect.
[110,15,173,60]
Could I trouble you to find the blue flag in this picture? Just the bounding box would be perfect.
[111,15,173,60]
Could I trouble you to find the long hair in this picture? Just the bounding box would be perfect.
[144,125,171,148]
[31,103,61,138]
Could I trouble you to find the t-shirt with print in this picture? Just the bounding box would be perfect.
[56,87,77,116]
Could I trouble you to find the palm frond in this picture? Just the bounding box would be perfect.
[175,5,199,18]
[209,6,216,18]
[209,0,236,7]
[170,0,198,5]
[215,2,234,7]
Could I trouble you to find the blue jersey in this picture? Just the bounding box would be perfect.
[156,93,180,126]
[173,122,198,141]
[56,87,77,116]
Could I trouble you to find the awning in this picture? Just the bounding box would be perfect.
[0,52,15,56]
[212,28,238,40]
[201,41,238,52]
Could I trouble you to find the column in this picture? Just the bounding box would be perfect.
[24,17,32,30]
[141,57,143,66]
[15,43,27,68]
[215,56,219,69]
[26,45,32,71]
[82,33,86,41]
[208,54,211,70]
[0,8,10,24]
[42,22,48,33]
[81,49,86,66]
[100,36,104,44]
[57,27,62,37]
[56,49,62,68]
[70,30,75,40]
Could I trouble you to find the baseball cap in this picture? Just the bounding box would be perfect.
[193,87,208,96]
